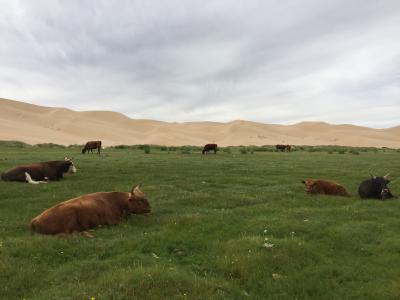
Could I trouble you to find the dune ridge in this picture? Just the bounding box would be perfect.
[0,98,399,147]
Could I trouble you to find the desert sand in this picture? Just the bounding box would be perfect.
[0,98,399,147]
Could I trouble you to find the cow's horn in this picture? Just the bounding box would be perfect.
[384,173,390,179]
[369,173,376,179]
[131,184,143,195]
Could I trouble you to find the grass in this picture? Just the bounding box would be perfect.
[0,145,400,299]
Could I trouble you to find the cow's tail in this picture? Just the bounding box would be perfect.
[1,173,6,181]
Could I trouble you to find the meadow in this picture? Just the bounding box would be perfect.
[1,143,400,299]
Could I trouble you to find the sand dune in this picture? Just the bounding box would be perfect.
[0,98,399,147]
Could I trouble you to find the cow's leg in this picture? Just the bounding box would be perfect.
[56,233,71,239]
[81,231,94,238]
[25,172,48,184]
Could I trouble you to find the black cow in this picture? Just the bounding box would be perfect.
[82,141,102,155]
[202,144,218,154]
[358,174,394,200]
[276,144,291,152]
[1,157,77,184]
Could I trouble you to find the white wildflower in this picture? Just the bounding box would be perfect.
[272,273,281,280]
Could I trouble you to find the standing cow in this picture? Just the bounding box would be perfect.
[29,184,151,236]
[276,144,291,152]
[1,157,77,184]
[82,141,102,155]
[202,144,218,154]
[358,174,394,200]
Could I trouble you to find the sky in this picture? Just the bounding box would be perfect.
[0,0,399,128]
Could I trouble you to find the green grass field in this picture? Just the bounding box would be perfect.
[1,145,400,299]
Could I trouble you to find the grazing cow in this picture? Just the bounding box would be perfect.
[1,157,77,184]
[202,143,218,154]
[358,174,394,200]
[82,141,102,155]
[276,144,291,152]
[29,184,151,236]
[302,179,350,197]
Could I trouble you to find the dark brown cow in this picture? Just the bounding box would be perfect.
[276,144,291,152]
[1,157,77,184]
[82,141,102,155]
[202,143,218,154]
[29,184,151,236]
[302,179,350,197]
[358,173,394,200]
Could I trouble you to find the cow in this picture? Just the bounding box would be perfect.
[29,184,151,237]
[202,143,218,154]
[302,179,350,197]
[358,173,394,200]
[82,141,102,155]
[276,144,291,152]
[1,157,77,184]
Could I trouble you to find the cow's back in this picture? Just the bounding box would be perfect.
[314,180,349,197]
[85,141,101,148]
[358,179,378,198]
[2,164,44,182]
[30,192,129,234]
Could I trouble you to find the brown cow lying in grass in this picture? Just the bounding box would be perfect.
[302,179,350,197]
[29,184,151,237]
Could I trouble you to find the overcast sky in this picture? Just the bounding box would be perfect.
[0,1,399,127]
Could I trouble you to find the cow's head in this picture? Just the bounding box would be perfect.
[302,179,317,193]
[64,157,77,173]
[370,173,393,200]
[128,184,151,214]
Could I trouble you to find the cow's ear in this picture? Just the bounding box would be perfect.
[301,180,306,185]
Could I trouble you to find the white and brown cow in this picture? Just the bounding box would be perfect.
[1,157,77,184]
[29,184,151,237]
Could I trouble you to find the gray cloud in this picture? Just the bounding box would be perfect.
[0,0,399,127]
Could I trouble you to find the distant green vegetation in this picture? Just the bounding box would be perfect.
[0,140,31,148]
[0,143,399,299]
